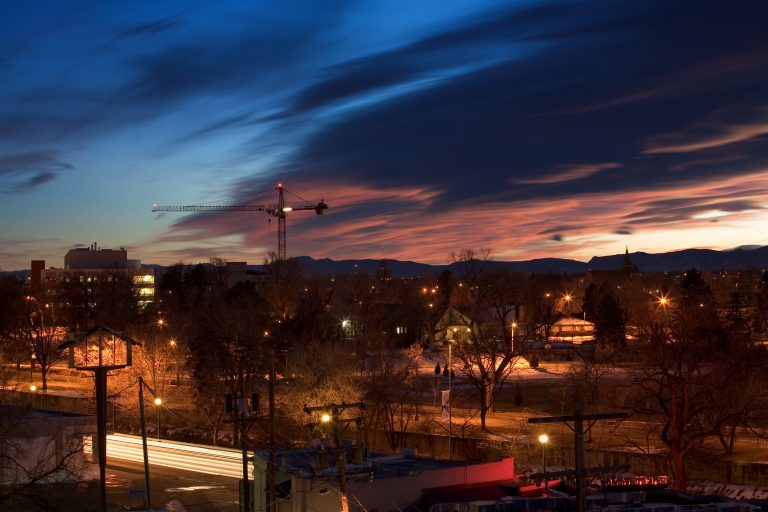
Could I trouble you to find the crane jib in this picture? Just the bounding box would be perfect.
[151,184,328,260]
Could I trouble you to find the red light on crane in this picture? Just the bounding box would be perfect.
[277,182,283,188]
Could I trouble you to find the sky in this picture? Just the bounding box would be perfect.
[1,0,768,270]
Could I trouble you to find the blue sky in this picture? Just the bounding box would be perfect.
[1,0,767,270]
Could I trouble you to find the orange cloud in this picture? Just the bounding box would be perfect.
[146,171,768,266]
[511,162,621,185]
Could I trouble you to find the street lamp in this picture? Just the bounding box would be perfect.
[538,433,549,491]
[442,339,456,459]
[341,319,350,340]
[154,397,162,441]
[60,326,138,512]
[510,321,518,351]
[563,293,573,314]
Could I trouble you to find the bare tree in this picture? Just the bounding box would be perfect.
[624,269,767,490]
[361,344,421,451]
[23,295,64,391]
[447,249,526,431]
[0,277,29,368]
[283,339,362,426]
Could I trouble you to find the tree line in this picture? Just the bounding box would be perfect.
[2,252,768,492]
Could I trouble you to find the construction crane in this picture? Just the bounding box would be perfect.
[152,182,328,261]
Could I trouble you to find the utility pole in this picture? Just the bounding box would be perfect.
[268,350,277,512]
[448,341,453,459]
[226,347,284,512]
[225,390,258,512]
[95,367,108,512]
[138,377,152,509]
[528,409,628,512]
[304,402,364,512]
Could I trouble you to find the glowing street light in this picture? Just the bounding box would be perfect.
[60,326,138,512]
[538,433,550,491]
[321,413,331,423]
[29,384,37,392]
[154,397,163,441]
[341,319,350,340]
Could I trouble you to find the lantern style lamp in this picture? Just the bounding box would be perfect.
[60,326,140,512]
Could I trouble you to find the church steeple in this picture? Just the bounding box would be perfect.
[622,246,634,273]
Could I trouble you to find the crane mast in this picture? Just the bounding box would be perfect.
[152,183,327,261]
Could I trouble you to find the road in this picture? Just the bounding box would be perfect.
[103,435,246,511]
[106,434,248,479]
[105,459,240,511]
[17,363,768,468]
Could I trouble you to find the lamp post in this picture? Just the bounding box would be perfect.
[538,433,549,491]
[138,377,153,509]
[154,397,162,441]
[563,292,573,314]
[341,319,350,340]
[169,338,181,384]
[60,326,138,512]
[449,340,452,458]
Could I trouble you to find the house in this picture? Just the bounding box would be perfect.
[548,317,595,344]
[433,307,476,345]
[0,406,96,484]
[252,447,518,512]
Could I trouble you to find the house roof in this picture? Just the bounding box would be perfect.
[58,325,142,350]
[552,317,594,327]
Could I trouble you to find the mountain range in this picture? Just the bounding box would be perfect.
[294,245,768,277]
[3,246,767,280]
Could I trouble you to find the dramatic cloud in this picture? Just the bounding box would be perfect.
[512,163,621,185]
[1,0,767,269]
[644,106,768,155]
[0,151,72,192]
